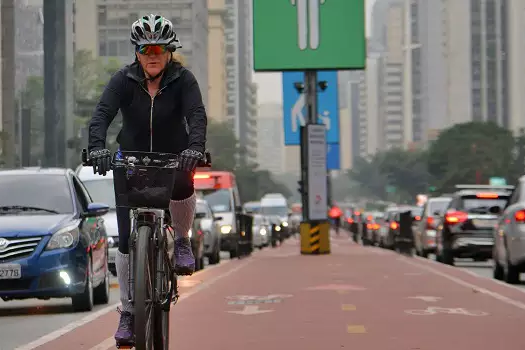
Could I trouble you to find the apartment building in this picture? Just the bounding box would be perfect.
[207,0,227,122]
[225,0,257,165]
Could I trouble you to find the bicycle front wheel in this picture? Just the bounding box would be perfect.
[134,225,155,349]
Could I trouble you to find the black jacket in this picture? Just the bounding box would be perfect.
[88,61,207,154]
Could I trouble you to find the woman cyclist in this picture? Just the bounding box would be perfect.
[87,14,207,345]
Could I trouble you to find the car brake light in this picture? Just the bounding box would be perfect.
[347,218,354,224]
[515,210,525,222]
[367,215,373,221]
[427,216,434,229]
[415,215,421,221]
[390,222,398,230]
[194,174,211,179]
[373,223,380,230]
[445,211,468,224]
[367,223,372,229]
[476,192,499,199]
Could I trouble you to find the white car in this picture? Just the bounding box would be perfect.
[76,165,118,276]
[252,214,270,248]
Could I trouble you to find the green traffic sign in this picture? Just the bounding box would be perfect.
[489,177,506,186]
[252,0,366,71]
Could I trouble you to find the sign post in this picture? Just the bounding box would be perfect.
[253,0,365,254]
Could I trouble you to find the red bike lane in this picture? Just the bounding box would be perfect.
[29,235,525,350]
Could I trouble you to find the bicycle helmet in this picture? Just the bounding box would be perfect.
[130,14,182,51]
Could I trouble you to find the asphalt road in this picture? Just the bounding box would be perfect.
[0,252,231,350]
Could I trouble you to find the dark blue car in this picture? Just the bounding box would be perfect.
[0,168,111,312]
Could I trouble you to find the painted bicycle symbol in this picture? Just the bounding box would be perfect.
[405,307,488,316]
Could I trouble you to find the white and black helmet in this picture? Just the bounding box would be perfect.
[130,14,182,50]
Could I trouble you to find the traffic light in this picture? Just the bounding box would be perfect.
[297,180,305,195]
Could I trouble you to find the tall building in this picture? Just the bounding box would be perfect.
[256,103,284,174]
[75,0,209,106]
[225,0,257,165]
[207,0,227,122]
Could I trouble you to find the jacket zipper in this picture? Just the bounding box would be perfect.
[140,84,168,152]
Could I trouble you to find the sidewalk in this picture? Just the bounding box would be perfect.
[30,232,525,350]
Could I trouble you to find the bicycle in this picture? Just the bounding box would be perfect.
[81,148,211,350]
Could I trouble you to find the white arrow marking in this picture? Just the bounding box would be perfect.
[227,305,274,315]
[291,94,306,132]
[407,296,442,302]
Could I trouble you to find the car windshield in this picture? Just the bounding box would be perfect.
[199,189,232,213]
[0,174,73,214]
[461,197,508,213]
[261,206,288,216]
[81,178,116,209]
[196,203,209,216]
[428,198,451,215]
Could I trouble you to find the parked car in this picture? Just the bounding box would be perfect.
[76,165,118,276]
[0,168,110,312]
[194,199,221,265]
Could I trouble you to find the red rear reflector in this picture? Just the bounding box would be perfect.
[445,211,468,224]
[515,210,525,222]
[476,192,499,199]
[194,174,210,179]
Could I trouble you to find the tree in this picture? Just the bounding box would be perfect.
[427,121,515,192]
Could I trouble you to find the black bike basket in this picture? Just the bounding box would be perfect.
[113,152,178,209]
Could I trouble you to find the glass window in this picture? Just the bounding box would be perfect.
[198,189,232,213]
[0,174,73,214]
[261,206,288,216]
[81,178,116,209]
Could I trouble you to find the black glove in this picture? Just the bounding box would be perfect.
[89,149,112,176]
[179,149,203,172]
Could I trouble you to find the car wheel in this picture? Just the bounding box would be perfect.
[94,254,110,304]
[209,242,221,265]
[72,260,94,312]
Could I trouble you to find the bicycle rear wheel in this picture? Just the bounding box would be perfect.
[134,225,155,349]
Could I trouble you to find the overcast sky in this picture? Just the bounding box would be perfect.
[253,0,375,105]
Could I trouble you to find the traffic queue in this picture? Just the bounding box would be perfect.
[333,183,521,285]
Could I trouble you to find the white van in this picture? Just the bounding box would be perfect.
[260,193,289,231]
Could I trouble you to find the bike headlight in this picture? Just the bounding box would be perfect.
[188,229,193,238]
[282,221,288,227]
[221,225,232,234]
[46,224,80,250]
[260,228,267,235]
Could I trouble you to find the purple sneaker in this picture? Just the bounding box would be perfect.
[173,237,195,276]
[114,309,134,345]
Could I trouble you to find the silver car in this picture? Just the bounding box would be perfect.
[252,214,270,249]
[494,180,525,284]
[195,199,222,265]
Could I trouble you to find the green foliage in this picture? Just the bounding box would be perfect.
[206,119,292,202]
[347,121,523,203]
[427,121,515,192]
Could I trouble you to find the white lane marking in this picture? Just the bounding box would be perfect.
[87,258,252,350]
[401,257,525,311]
[15,259,234,350]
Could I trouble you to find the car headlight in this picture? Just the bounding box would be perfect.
[221,225,232,234]
[275,225,281,231]
[282,221,288,227]
[188,229,193,238]
[260,228,267,235]
[46,224,80,251]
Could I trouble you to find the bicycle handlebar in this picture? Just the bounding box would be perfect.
[81,148,212,169]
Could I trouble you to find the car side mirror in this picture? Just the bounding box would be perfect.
[84,202,109,217]
[214,216,223,221]
[235,206,243,213]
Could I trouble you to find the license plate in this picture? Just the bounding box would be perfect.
[473,219,494,228]
[0,264,21,279]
